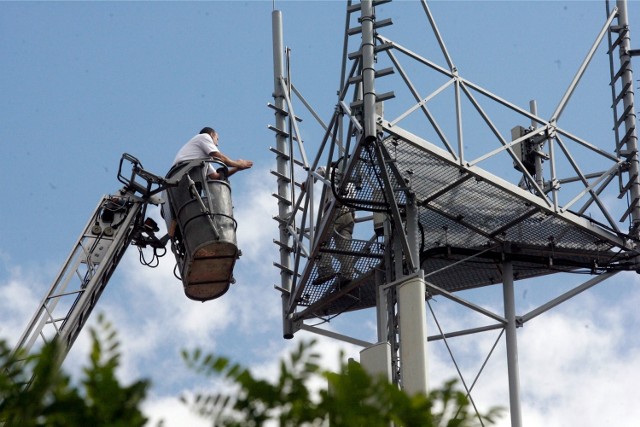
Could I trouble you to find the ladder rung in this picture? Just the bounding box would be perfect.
[350,91,395,109]
[608,31,625,54]
[610,24,624,34]
[273,262,297,276]
[346,0,391,14]
[270,171,303,189]
[375,66,395,78]
[620,197,640,222]
[270,169,292,183]
[347,26,362,36]
[618,173,638,198]
[45,317,66,325]
[612,81,632,107]
[348,67,395,84]
[267,125,290,138]
[272,193,292,206]
[612,60,631,84]
[375,42,394,54]
[617,127,636,151]
[377,91,395,103]
[269,146,290,161]
[47,289,84,300]
[267,103,303,122]
[615,105,633,128]
[272,215,289,225]
[374,17,394,30]
[348,50,361,60]
[267,102,289,116]
[346,3,361,13]
[348,42,393,60]
[272,239,294,253]
[267,125,301,143]
[347,18,393,36]
[273,285,291,296]
[619,149,637,158]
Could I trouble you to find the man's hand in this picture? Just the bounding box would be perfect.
[237,159,253,170]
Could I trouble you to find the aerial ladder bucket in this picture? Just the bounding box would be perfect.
[165,159,239,301]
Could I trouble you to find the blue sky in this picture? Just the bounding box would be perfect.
[2,1,640,426]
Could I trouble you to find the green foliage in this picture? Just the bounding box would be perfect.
[1,320,503,427]
[181,340,324,426]
[78,313,149,427]
[0,313,149,427]
[181,339,503,427]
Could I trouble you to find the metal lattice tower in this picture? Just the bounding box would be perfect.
[270,1,640,424]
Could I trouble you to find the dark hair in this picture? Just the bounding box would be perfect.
[199,127,216,136]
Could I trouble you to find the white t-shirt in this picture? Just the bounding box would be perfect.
[172,133,220,175]
[173,133,219,164]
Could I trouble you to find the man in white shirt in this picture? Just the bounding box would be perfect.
[173,127,253,179]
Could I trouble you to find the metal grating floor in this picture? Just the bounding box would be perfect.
[291,136,637,321]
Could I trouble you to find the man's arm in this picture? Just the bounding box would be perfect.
[210,151,253,170]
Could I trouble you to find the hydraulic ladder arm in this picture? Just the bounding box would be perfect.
[11,154,169,383]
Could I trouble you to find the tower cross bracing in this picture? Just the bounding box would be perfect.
[271,0,639,424]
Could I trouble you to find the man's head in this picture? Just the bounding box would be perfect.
[199,127,219,146]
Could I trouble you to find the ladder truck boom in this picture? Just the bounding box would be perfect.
[12,153,243,388]
[12,154,169,381]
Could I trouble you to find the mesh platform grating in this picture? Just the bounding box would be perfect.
[290,136,636,320]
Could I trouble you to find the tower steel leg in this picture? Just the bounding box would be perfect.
[272,10,294,339]
[616,0,640,238]
[361,0,377,143]
[503,260,523,427]
[375,268,388,343]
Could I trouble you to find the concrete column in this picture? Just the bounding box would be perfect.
[398,273,428,395]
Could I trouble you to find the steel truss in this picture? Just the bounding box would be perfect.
[11,154,168,386]
[271,1,640,425]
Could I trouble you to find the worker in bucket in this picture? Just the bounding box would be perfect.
[162,127,253,236]
[173,127,253,179]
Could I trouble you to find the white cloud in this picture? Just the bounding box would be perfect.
[143,394,211,427]
[0,269,42,345]
[224,166,290,331]
[90,252,236,388]
[513,286,640,427]
[419,274,640,427]
[233,167,280,269]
